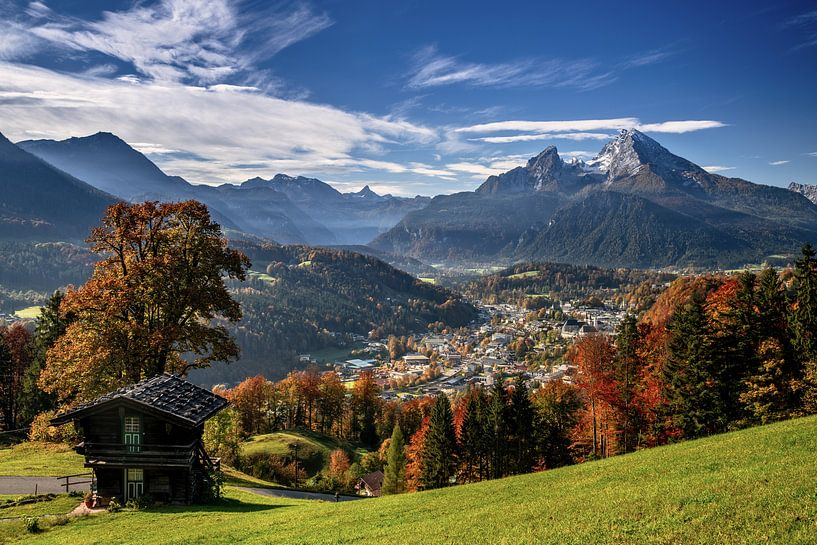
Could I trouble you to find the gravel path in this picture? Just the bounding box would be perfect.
[0,476,88,495]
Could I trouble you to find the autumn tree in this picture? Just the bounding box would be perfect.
[228,375,274,435]
[571,333,615,457]
[382,424,407,495]
[329,449,351,479]
[40,201,249,404]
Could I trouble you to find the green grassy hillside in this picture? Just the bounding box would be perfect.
[6,416,817,544]
[0,443,84,477]
[241,430,366,477]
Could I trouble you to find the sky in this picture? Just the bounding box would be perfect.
[0,0,816,196]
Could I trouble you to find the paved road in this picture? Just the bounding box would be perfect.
[237,486,364,502]
[0,476,89,495]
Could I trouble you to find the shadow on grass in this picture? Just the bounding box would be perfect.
[148,497,291,515]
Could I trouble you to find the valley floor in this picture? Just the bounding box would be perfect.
[5,415,816,544]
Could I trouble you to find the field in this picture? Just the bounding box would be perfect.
[0,443,84,477]
[5,415,816,544]
[507,270,540,280]
[12,305,41,319]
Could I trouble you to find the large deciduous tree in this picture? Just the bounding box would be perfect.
[40,201,249,404]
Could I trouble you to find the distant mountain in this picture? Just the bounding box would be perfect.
[236,174,430,245]
[0,132,115,241]
[373,130,817,268]
[790,182,817,205]
[18,132,190,201]
[20,132,430,246]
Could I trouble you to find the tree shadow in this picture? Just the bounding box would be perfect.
[151,498,291,515]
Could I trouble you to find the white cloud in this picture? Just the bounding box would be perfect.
[808,152,817,157]
[0,61,437,184]
[455,118,726,145]
[474,132,612,144]
[637,120,727,133]
[769,160,790,166]
[9,0,332,84]
[406,46,616,91]
[456,118,641,134]
[703,165,735,173]
[0,22,40,60]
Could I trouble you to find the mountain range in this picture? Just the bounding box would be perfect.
[14,133,429,246]
[372,129,817,268]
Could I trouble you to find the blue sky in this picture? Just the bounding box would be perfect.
[0,0,815,195]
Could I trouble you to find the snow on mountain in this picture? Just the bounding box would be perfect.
[789,182,817,204]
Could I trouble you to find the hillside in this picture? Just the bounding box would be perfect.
[0,132,115,241]
[10,415,817,544]
[372,130,817,268]
[462,261,676,309]
[0,236,474,385]
[191,240,477,385]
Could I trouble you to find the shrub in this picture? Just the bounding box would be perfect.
[125,494,153,510]
[28,411,79,443]
[25,516,40,533]
[107,497,121,513]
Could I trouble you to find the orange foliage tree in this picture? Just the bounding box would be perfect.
[40,201,250,404]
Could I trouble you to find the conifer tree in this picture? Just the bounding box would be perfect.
[612,313,644,453]
[664,291,725,438]
[420,394,456,489]
[458,391,483,482]
[382,424,407,495]
[487,381,508,478]
[20,291,69,424]
[740,268,800,422]
[790,244,817,412]
[509,375,534,474]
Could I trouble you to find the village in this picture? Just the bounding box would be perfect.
[300,298,630,401]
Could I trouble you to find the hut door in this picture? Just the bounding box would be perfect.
[124,416,142,453]
[126,468,144,500]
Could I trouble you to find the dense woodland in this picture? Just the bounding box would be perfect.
[461,262,676,310]
[205,244,817,494]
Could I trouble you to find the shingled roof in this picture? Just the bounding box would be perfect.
[50,373,228,427]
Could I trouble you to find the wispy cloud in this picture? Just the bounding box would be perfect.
[0,62,436,184]
[769,160,790,166]
[405,44,676,91]
[779,9,817,50]
[5,0,332,84]
[703,165,735,173]
[406,45,616,91]
[807,152,817,157]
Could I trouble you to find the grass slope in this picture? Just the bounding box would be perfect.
[7,416,817,544]
[0,443,84,477]
[242,430,366,476]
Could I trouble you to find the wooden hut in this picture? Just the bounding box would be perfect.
[50,373,227,505]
